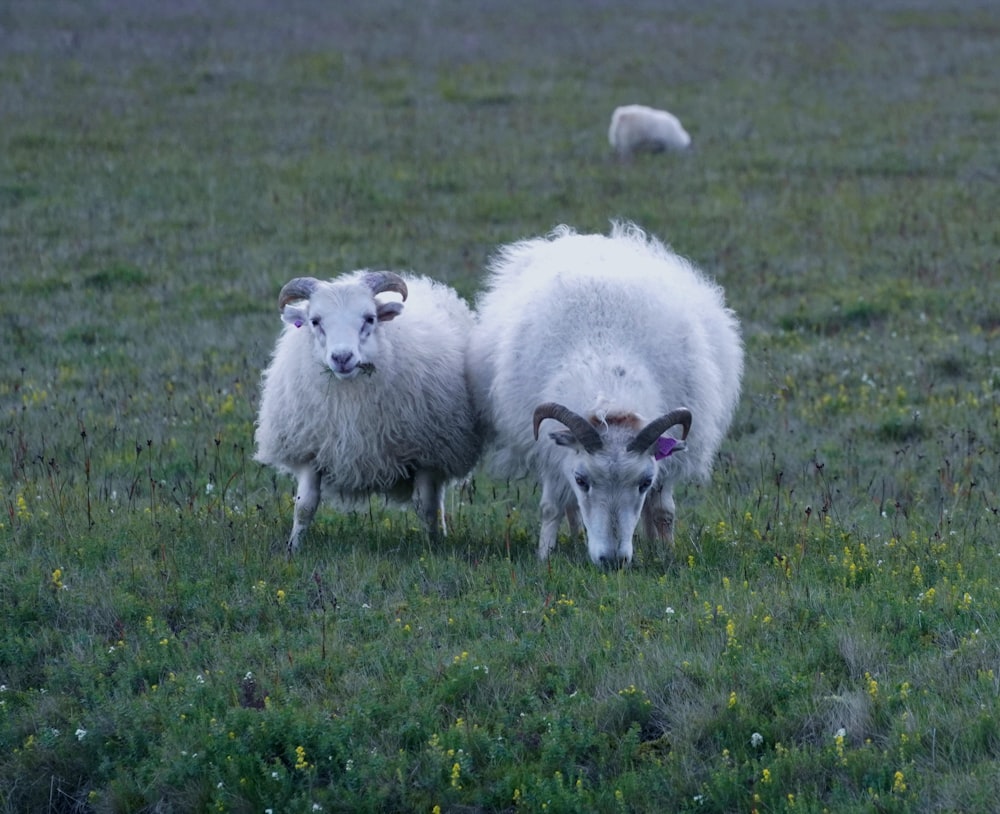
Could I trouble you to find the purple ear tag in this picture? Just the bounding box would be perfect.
[293,319,303,328]
[654,437,681,461]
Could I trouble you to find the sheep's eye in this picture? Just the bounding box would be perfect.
[574,473,590,491]
[363,314,375,326]
[638,476,653,493]
[310,317,321,328]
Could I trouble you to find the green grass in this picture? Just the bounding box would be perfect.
[2,1,999,812]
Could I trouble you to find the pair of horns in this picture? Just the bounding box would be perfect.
[532,402,692,456]
[277,272,409,311]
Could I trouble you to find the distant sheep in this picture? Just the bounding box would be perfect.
[255,270,481,553]
[608,104,691,156]
[467,223,742,566]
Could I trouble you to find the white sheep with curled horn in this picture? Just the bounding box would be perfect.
[467,222,743,567]
[254,270,481,554]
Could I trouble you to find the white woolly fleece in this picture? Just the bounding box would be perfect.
[467,222,743,485]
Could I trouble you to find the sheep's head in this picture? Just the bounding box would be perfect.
[278,272,408,380]
[533,403,691,567]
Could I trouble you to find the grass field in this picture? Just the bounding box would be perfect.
[2,1,999,811]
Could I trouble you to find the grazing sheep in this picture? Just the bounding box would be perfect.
[255,270,481,554]
[608,104,691,156]
[467,223,742,567]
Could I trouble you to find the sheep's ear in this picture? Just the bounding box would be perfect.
[549,430,586,452]
[652,437,687,461]
[282,303,309,328]
[377,301,404,322]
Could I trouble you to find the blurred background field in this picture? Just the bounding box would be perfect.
[1,1,998,811]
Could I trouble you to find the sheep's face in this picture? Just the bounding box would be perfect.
[283,285,403,380]
[552,426,659,567]
[538,406,690,567]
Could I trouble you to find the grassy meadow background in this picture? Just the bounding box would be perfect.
[2,1,999,811]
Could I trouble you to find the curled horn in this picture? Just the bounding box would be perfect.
[278,277,319,312]
[362,271,408,301]
[626,408,693,455]
[532,402,603,454]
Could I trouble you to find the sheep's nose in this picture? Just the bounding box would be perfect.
[330,351,354,368]
[598,554,628,570]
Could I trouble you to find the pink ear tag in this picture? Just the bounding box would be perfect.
[654,437,680,461]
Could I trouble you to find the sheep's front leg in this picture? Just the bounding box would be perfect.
[413,469,446,539]
[642,483,676,545]
[565,502,582,540]
[538,480,563,561]
[287,465,321,554]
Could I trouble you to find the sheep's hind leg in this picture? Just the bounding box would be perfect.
[287,466,321,555]
[413,469,446,539]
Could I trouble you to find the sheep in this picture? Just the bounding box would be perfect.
[467,222,743,567]
[254,269,481,554]
[608,104,691,156]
